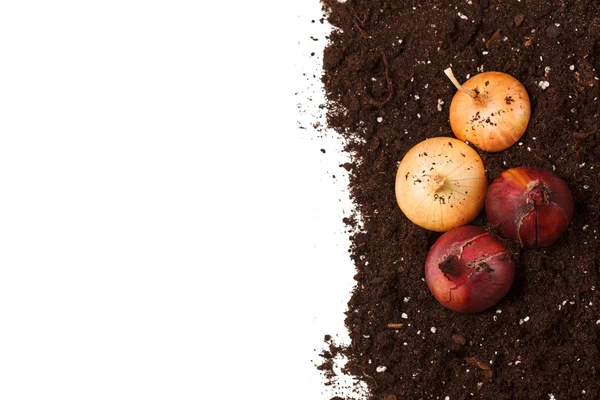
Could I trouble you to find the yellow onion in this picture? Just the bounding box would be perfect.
[395,137,487,232]
[445,68,531,153]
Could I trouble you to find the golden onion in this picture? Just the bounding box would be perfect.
[445,68,531,153]
[395,137,487,232]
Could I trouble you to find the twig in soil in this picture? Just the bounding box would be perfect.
[387,323,404,329]
[465,357,493,380]
[486,29,502,49]
[320,0,370,38]
[366,53,394,107]
[349,10,370,38]
[352,19,370,38]
[572,127,597,140]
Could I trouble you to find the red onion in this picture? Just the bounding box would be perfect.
[486,167,574,248]
[425,225,515,313]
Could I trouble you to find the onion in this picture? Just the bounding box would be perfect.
[445,68,531,153]
[486,166,574,248]
[395,137,487,232]
[425,225,515,313]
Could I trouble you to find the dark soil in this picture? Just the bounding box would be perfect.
[317,0,600,399]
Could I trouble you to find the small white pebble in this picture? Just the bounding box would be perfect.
[570,65,575,71]
[524,316,530,322]
[404,297,410,303]
[552,165,556,171]
[445,397,450,400]
[545,66,551,74]
[417,113,421,119]
[562,300,568,306]
[376,117,383,123]
[493,315,498,321]
[596,320,600,325]
[437,98,445,112]
[519,319,524,325]
[570,301,575,305]
[583,225,589,231]
[402,313,408,319]
[527,147,531,152]
[539,81,550,90]
[414,95,420,100]
[417,330,421,335]
[496,309,502,314]
[403,342,408,346]
[458,12,468,20]
[515,360,521,365]
[482,51,489,55]
[579,162,586,168]
[584,185,590,190]
[582,390,586,394]
[549,394,556,400]
[431,327,437,333]
[519,142,523,146]
[376,366,387,373]
[533,137,537,140]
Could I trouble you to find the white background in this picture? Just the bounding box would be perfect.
[0,1,357,399]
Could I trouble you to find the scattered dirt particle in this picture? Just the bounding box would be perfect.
[452,334,467,345]
[514,14,525,27]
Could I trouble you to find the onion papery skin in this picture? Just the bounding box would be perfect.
[486,166,574,249]
[449,72,530,153]
[425,225,515,313]
[395,137,488,232]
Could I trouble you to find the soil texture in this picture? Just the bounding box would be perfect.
[317,0,600,399]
